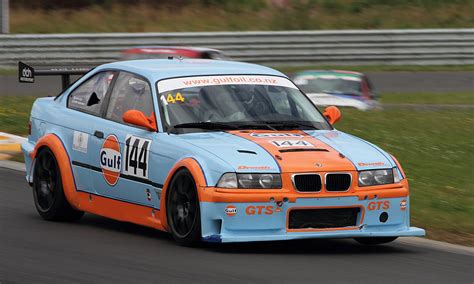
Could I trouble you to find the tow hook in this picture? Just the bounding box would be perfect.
[270,197,289,207]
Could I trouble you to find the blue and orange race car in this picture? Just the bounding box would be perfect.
[19,59,424,246]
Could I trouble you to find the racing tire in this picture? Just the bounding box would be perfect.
[354,237,398,245]
[166,168,201,246]
[32,148,84,222]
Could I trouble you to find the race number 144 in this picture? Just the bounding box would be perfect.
[123,135,152,179]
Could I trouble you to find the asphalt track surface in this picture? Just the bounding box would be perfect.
[1,167,473,283]
[1,72,473,96]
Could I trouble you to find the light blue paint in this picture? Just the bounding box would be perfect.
[22,59,421,243]
[307,130,396,170]
[201,196,425,243]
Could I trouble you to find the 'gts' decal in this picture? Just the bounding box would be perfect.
[123,135,152,179]
[246,205,281,215]
[368,201,390,211]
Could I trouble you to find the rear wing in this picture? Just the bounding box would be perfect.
[18,61,95,91]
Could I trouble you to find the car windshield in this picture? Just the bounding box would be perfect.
[295,75,362,96]
[157,75,331,133]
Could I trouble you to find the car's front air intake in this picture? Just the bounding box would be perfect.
[288,208,360,229]
[293,174,322,192]
[325,173,352,191]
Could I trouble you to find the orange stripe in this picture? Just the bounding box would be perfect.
[228,130,356,173]
[31,134,165,231]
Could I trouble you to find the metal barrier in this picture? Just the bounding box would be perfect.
[1,29,473,68]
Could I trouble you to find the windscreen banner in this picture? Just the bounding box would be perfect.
[157,75,298,93]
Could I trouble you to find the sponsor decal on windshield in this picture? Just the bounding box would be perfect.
[158,75,297,93]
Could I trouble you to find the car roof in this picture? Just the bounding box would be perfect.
[97,59,286,82]
[295,70,364,78]
[123,46,222,53]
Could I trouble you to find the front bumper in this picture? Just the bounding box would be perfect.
[200,196,425,243]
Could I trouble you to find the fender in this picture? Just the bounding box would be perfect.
[31,134,164,230]
[160,158,207,231]
[31,134,81,208]
[390,154,407,178]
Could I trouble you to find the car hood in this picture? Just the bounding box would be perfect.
[178,130,395,173]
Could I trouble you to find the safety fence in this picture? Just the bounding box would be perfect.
[1,29,473,68]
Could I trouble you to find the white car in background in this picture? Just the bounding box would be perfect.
[293,70,381,111]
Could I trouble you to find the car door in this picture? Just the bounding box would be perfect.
[66,71,116,194]
[89,71,160,209]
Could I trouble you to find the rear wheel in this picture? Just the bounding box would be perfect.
[354,237,398,245]
[33,148,84,221]
[166,169,201,246]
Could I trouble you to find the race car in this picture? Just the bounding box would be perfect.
[19,59,424,246]
[122,46,228,61]
[293,70,381,111]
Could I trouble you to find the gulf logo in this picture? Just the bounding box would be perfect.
[225,205,237,217]
[400,199,407,211]
[100,135,122,186]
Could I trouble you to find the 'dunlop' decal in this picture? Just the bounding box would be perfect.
[100,135,122,186]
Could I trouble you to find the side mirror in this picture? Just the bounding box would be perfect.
[123,110,157,131]
[323,106,341,125]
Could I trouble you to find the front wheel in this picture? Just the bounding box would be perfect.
[33,148,84,221]
[166,169,201,246]
[354,237,398,245]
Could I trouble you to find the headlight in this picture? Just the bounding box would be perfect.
[217,173,282,189]
[216,173,238,188]
[393,167,402,183]
[358,168,400,186]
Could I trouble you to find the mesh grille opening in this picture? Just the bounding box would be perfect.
[325,173,352,191]
[293,174,322,192]
[289,208,360,229]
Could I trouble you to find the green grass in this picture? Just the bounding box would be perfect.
[0,94,473,245]
[0,69,17,76]
[9,152,25,163]
[337,108,474,245]
[10,1,474,33]
[0,96,36,136]
[381,92,474,105]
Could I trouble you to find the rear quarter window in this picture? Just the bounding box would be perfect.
[68,71,115,115]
